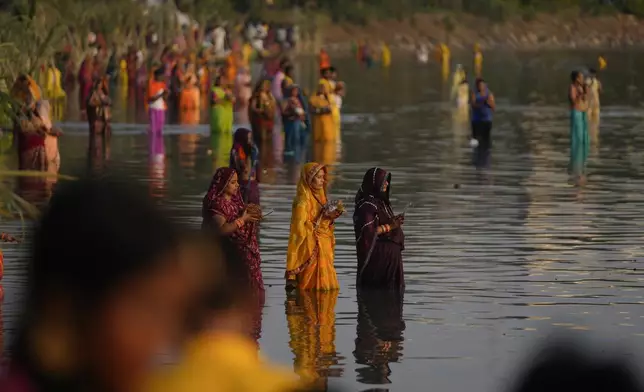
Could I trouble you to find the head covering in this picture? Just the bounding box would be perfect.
[355,167,391,206]
[205,167,239,204]
[296,162,327,207]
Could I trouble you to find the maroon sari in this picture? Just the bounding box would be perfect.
[201,167,264,291]
[353,168,405,289]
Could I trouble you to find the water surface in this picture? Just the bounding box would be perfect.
[5,51,644,391]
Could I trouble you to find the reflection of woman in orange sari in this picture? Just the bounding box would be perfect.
[286,290,339,388]
[285,163,340,291]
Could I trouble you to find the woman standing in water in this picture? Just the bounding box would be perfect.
[470,78,495,151]
[353,168,405,290]
[230,128,260,205]
[148,67,168,156]
[309,83,335,142]
[210,76,235,136]
[249,79,276,148]
[202,167,264,291]
[87,76,111,138]
[282,84,306,157]
[286,163,341,291]
[569,70,589,181]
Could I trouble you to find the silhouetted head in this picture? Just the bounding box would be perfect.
[15,176,187,392]
[509,342,642,392]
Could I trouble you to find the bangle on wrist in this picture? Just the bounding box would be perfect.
[235,218,244,229]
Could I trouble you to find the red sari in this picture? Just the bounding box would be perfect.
[201,167,264,291]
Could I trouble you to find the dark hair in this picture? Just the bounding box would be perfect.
[184,233,253,332]
[589,68,597,74]
[329,66,337,73]
[153,66,165,78]
[571,70,580,82]
[284,65,294,75]
[509,342,642,392]
[27,176,181,314]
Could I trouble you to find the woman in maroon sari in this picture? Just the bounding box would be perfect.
[353,167,405,290]
[202,167,264,291]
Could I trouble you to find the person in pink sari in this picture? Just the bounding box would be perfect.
[234,66,252,125]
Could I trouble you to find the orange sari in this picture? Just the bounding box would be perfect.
[285,163,339,291]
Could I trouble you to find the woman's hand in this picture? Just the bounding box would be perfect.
[325,208,343,220]
[391,215,405,229]
[242,208,260,223]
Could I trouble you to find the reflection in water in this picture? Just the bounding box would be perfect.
[178,134,200,174]
[87,133,111,175]
[210,131,233,169]
[286,290,341,389]
[313,141,338,167]
[148,134,166,199]
[589,117,600,155]
[354,290,405,387]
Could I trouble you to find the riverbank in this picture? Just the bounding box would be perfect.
[315,12,644,52]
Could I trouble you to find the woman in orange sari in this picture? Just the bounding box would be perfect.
[285,163,340,291]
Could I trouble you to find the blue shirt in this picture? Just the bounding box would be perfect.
[472,89,493,122]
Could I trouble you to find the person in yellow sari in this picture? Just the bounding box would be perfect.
[286,163,340,291]
[440,43,450,82]
[147,234,302,392]
[309,83,335,142]
[45,63,66,100]
[474,43,483,77]
[381,41,391,68]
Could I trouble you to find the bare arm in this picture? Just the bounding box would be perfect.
[213,214,241,235]
[212,210,258,235]
[569,85,578,106]
[487,93,496,111]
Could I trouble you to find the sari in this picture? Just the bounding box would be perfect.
[87,77,112,136]
[78,58,93,111]
[282,90,305,157]
[229,128,260,205]
[202,168,263,291]
[285,163,339,291]
[12,76,49,172]
[353,168,404,289]
[309,92,335,142]
[249,89,276,148]
[210,86,234,135]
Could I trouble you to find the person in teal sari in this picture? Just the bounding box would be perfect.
[210,76,235,135]
[569,70,589,182]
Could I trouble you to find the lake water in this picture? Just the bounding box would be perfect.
[4,50,644,391]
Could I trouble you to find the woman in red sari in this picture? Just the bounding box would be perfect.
[201,167,264,291]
